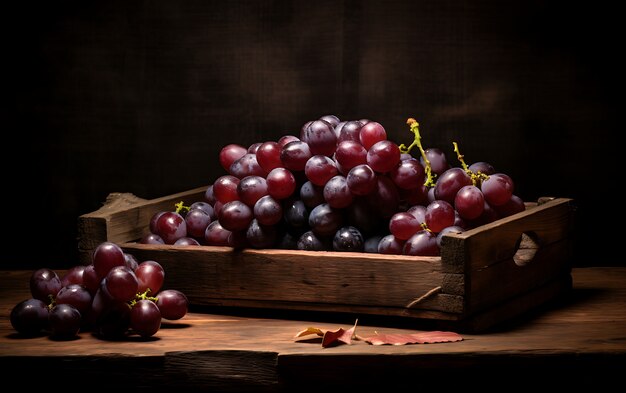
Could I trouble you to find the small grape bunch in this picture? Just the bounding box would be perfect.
[10,241,188,339]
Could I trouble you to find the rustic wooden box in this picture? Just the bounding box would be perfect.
[78,186,575,331]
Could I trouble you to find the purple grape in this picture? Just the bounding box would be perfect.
[305,155,339,186]
[185,209,211,238]
[130,299,161,338]
[454,185,485,220]
[403,230,439,256]
[246,219,277,248]
[378,234,405,255]
[297,231,330,251]
[364,235,383,253]
[254,195,283,226]
[189,201,215,220]
[283,199,309,234]
[237,175,268,207]
[174,237,201,246]
[302,120,337,157]
[61,265,86,287]
[300,181,325,208]
[10,299,49,335]
[219,200,253,231]
[56,284,92,316]
[346,164,377,196]
[105,266,139,303]
[481,173,514,206]
[469,161,495,176]
[204,220,232,246]
[434,168,473,204]
[366,140,401,173]
[135,260,165,294]
[389,212,421,240]
[425,200,455,233]
[337,120,363,143]
[229,153,266,178]
[30,268,62,303]
[420,148,449,175]
[140,233,165,245]
[494,194,526,218]
[323,175,354,208]
[155,212,188,244]
[49,304,82,338]
[156,289,188,320]
[280,140,312,171]
[390,158,425,190]
[333,226,364,252]
[319,114,340,127]
[436,226,465,247]
[309,203,343,236]
[124,253,139,271]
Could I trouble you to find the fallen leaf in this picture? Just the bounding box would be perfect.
[322,319,358,348]
[363,331,463,345]
[294,327,325,339]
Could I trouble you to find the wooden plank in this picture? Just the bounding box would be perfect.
[441,198,574,273]
[121,244,454,311]
[467,239,572,312]
[77,186,207,263]
[441,273,464,295]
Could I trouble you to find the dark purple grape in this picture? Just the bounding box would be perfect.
[333,226,364,252]
[305,155,338,186]
[105,266,139,303]
[399,185,429,206]
[91,288,131,338]
[277,135,299,147]
[323,175,353,208]
[436,226,464,247]
[434,168,473,205]
[204,221,232,246]
[337,120,363,143]
[204,185,216,205]
[309,203,343,236]
[189,201,215,220]
[229,153,266,178]
[346,197,380,235]
[420,148,449,176]
[93,242,127,279]
[82,265,100,296]
[390,158,425,190]
[237,175,268,207]
[366,176,399,218]
[228,230,248,249]
[155,212,188,244]
[297,230,330,251]
[149,211,165,234]
[246,219,277,248]
[377,235,405,255]
[185,209,211,238]
[266,167,297,200]
[30,268,62,303]
[469,161,495,176]
[254,195,283,226]
[283,199,309,234]
[277,231,298,250]
[140,233,165,245]
[56,284,92,316]
[174,237,201,246]
[425,200,456,233]
[156,289,188,320]
[302,120,337,157]
[10,299,49,335]
[124,253,139,271]
[363,235,383,253]
[320,114,340,127]
[346,164,377,196]
[481,173,514,206]
[455,185,485,220]
[49,304,82,338]
[130,299,161,338]
[280,140,312,171]
[300,181,325,208]
[135,260,165,294]
[494,194,526,218]
[218,200,253,231]
[61,265,86,287]
[407,205,426,224]
[403,230,439,256]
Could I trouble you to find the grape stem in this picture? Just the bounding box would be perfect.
[420,222,432,233]
[399,118,436,187]
[452,141,489,186]
[175,201,190,214]
[129,288,158,307]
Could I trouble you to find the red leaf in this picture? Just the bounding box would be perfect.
[363,331,463,346]
[321,320,358,348]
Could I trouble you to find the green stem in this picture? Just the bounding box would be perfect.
[452,141,489,186]
[129,288,159,307]
[399,118,436,187]
[175,201,190,215]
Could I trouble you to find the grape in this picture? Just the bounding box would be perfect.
[283,199,309,234]
[346,197,380,235]
[61,265,86,287]
[434,168,473,204]
[302,120,337,156]
[135,260,165,294]
[277,232,298,249]
[377,234,405,255]
[420,148,449,176]
[140,233,165,245]
[390,158,425,190]
[204,184,216,205]
[366,140,401,173]
[174,237,201,246]
[389,212,421,240]
[300,181,325,208]
[359,121,386,149]
[219,144,247,172]
[49,304,82,338]
[82,265,100,295]
[436,226,464,247]
[425,200,455,233]
[333,120,347,137]
[92,242,127,279]
[323,175,354,208]
[407,205,426,224]
[106,266,139,302]
[277,135,299,147]
[229,153,266,178]
[300,121,313,140]
[333,226,364,252]
[218,200,253,231]
[155,211,187,244]
[189,201,215,220]
[363,235,383,253]
[427,187,436,203]
[319,114,340,127]
[399,184,429,206]
[124,253,139,271]
[248,142,262,153]
[204,221,232,246]
[130,300,161,338]
[346,164,377,196]
[30,268,62,302]
[280,140,312,171]
[453,211,468,229]
[297,230,330,251]
[237,175,268,207]
[454,185,485,220]
[335,140,367,170]
[481,173,514,206]
[92,288,131,338]
[365,176,399,218]
[213,175,241,203]
[337,120,363,143]
[469,201,499,227]
[403,230,439,256]
[185,209,211,238]
[494,194,526,218]
[56,284,92,316]
[156,289,188,320]
[359,118,370,125]
[305,155,338,186]
[254,195,283,226]
[10,299,49,335]
[309,203,343,236]
[469,161,495,176]
[213,200,224,217]
[149,211,165,234]
[246,219,277,248]
[266,167,297,200]
[256,141,283,172]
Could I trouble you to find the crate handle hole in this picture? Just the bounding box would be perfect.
[513,232,540,267]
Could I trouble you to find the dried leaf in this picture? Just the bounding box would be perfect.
[322,319,358,348]
[363,331,463,346]
[294,327,325,339]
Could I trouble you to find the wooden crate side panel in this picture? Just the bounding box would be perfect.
[442,198,574,273]
[121,244,461,313]
[466,238,572,312]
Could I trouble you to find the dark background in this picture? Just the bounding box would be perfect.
[3,0,622,268]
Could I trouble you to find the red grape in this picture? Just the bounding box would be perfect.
[359,121,387,149]
[403,230,439,256]
[335,140,367,170]
[266,167,297,199]
[213,175,241,203]
[253,195,283,226]
[280,140,312,171]
[56,284,92,316]
[229,153,266,178]
[156,289,188,320]
[302,120,337,156]
[305,155,338,186]
[367,140,401,173]
[237,175,268,207]
[323,175,354,208]
[481,173,514,206]
[390,158,425,189]
[204,221,232,246]
[425,200,455,233]
[219,200,253,231]
[454,185,485,220]
[346,164,377,196]
[135,260,165,294]
[155,211,187,244]
[256,141,283,172]
[377,235,405,255]
[389,212,421,240]
[185,209,211,238]
[434,168,473,204]
[106,266,139,302]
[219,144,247,172]
[130,299,161,337]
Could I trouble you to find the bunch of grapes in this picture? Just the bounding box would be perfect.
[140,115,525,256]
[10,241,188,339]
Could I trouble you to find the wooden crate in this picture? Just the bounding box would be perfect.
[78,187,575,331]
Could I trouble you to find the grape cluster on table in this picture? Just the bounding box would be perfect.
[10,242,188,339]
[142,115,525,256]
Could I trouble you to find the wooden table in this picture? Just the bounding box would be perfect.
[1,267,625,391]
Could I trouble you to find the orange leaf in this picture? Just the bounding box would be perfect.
[363,331,463,345]
[322,319,358,348]
[294,327,325,339]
